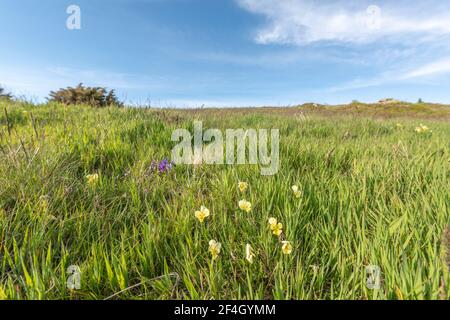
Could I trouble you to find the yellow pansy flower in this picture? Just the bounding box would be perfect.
[195,206,210,223]
[268,217,277,226]
[245,243,255,264]
[291,185,302,198]
[86,173,99,185]
[238,181,248,193]
[281,241,293,255]
[415,124,431,133]
[209,240,221,260]
[268,217,283,237]
[239,200,252,213]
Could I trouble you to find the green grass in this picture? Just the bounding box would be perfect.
[0,101,449,300]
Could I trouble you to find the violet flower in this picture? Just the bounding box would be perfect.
[151,159,174,174]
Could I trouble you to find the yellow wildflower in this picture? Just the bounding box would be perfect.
[245,243,255,264]
[268,217,276,225]
[208,240,221,260]
[281,241,293,255]
[239,200,252,213]
[268,217,283,237]
[238,181,248,193]
[291,185,302,198]
[415,124,431,133]
[86,173,99,185]
[195,206,210,223]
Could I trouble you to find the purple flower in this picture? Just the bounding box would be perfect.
[151,159,174,174]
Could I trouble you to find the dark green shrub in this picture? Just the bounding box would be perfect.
[48,83,123,107]
[0,86,13,101]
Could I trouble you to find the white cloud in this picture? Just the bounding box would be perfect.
[237,0,450,45]
[329,58,450,92]
[400,59,450,79]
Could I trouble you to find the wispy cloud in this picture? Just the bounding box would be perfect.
[330,58,450,92]
[399,59,450,80]
[237,0,450,45]
[236,0,450,96]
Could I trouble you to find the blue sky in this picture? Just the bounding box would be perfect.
[1,0,450,106]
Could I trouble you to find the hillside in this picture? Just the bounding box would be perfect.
[0,101,449,300]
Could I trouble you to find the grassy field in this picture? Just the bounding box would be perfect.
[0,101,449,300]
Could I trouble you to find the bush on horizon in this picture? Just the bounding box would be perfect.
[48,83,123,107]
[0,86,13,102]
